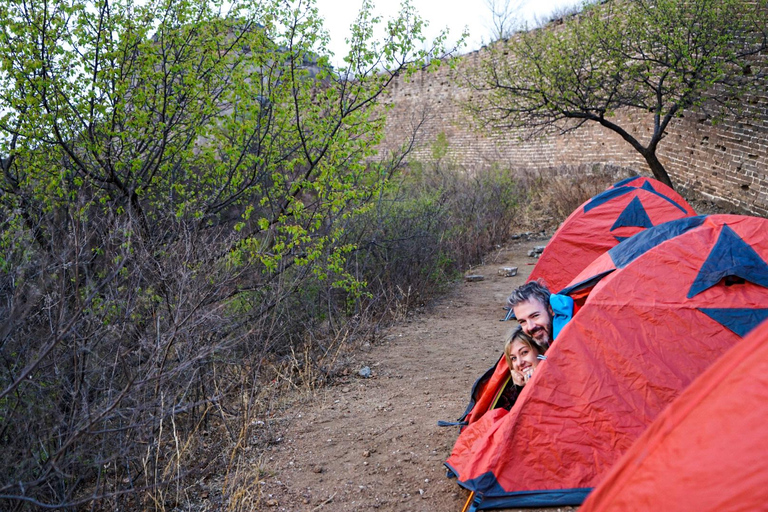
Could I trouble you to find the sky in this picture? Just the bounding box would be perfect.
[314,0,582,65]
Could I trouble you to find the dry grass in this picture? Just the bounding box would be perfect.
[513,165,634,232]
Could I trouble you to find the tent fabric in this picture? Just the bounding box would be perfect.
[578,318,768,512]
[560,215,708,306]
[445,214,768,509]
[527,178,696,293]
[458,356,514,426]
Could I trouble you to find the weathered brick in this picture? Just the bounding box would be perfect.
[379,43,768,216]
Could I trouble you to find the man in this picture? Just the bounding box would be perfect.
[507,280,573,349]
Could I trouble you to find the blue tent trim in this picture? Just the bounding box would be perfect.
[687,224,768,298]
[475,488,593,509]
[609,215,707,269]
[610,196,653,230]
[560,269,616,296]
[583,186,633,212]
[613,176,640,187]
[444,465,593,509]
[640,180,689,213]
[698,308,768,337]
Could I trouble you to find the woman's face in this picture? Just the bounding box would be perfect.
[509,339,540,379]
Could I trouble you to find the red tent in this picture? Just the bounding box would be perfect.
[579,318,768,512]
[446,214,768,509]
[527,177,696,293]
[561,214,708,309]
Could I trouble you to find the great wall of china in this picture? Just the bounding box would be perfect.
[380,44,768,217]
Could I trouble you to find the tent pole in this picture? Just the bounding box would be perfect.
[461,491,475,512]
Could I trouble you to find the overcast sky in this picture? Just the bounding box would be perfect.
[314,0,582,64]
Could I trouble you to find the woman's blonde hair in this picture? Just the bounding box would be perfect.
[503,326,543,371]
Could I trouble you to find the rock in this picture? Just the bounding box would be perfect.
[498,267,518,277]
[266,499,278,506]
[363,450,371,457]
[358,366,372,378]
[534,245,546,253]
[341,386,351,393]
[464,274,485,282]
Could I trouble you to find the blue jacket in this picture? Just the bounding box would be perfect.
[550,293,574,340]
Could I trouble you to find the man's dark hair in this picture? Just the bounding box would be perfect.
[507,280,551,309]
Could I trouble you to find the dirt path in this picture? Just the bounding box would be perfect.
[261,238,570,511]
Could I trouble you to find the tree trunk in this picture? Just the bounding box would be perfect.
[641,150,674,190]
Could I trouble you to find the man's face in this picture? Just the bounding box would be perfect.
[513,298,553,348]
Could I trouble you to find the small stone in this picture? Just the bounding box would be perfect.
[312,466,323,473]
[464,274,485,282]
[266,499,278,506]
[498,266,518,277]
[359,366,372,378]
[342,386,351,393]
[363,450,371,457]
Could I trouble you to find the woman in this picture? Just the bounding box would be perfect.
[504,326,546,387]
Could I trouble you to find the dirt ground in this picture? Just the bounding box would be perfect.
[259,236,577,511]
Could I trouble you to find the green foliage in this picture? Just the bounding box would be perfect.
[0,0,450,507]
[344,152,524,310]
[473,0,768,188]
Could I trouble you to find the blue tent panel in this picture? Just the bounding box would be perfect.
[610,196,653,230]
[583,187,633,213]
[613,176,640,187]
[451,468,593,511]
[609,216,706,269]
[473,488,592,510]
[687,224,768,298]
[560,269,616,296]
[698,308,768,337]
[640,180,689,213]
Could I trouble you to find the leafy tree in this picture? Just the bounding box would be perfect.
[0,0,448,507]
[471,0,768,189]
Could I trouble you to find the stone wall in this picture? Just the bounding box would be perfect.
[380,47,768,217]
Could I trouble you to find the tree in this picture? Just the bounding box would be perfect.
[485,0,523,41]
[471,0,768,189]
[0,0,449,507]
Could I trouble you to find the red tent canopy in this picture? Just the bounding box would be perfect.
[446,215,768,509]
[579,318,768,512]
[527,177,695,293]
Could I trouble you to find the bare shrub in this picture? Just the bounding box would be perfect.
[515,164,635,231]
[0,0,452,509]
[345,161,525,316]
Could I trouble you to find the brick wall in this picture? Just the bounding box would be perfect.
[380,46,768,217]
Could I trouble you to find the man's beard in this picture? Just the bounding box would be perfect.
[530,326,551,349]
